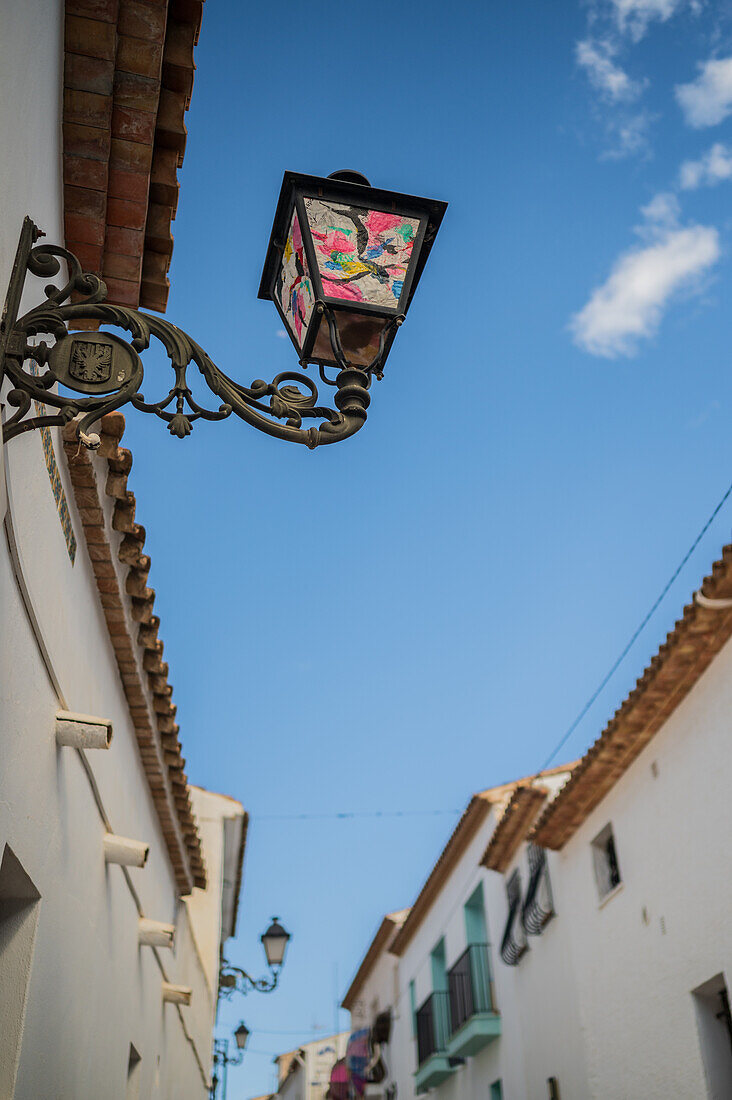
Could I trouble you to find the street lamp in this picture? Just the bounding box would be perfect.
[0,171,446,451]
[261,916,291,969]
[210,1023,248,1100]
[219,916,291,997]
[233,1021,250,1050]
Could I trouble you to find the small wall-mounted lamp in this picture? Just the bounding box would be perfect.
[219,916,291,998]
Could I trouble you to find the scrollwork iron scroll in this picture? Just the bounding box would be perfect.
[218,959,280,998]
[0,218,387,450]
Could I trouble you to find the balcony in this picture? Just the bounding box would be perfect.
[414,992,454,1093]
[446,944,501,1059]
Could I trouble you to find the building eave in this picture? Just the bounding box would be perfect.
[388,765,578,957]
[63,0,204,312]
[230,808,248,939]
[342,910,408,1012]
[532,542,732,850]
[480,785,549,872]
[62,411,205,891]
[389,794,495,958]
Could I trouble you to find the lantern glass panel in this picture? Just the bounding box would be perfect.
[262,919,290,968]
[274,209,316,350]
[310,310,390,369]
[303,198,423,312]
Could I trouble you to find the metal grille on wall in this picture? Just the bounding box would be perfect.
[521,844,554,936]
[500,870,528,966]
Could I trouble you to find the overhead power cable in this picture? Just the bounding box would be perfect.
[254,808,460,821]
[538,477,732,772]
[250,483,732,824]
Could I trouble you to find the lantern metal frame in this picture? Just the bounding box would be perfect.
[0,172,445,453]
[258,171,446,374]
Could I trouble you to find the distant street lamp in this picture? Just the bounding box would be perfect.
[210,1023,249,1100]
[219,917,292,997]
[234,1021,250,1049]
[0,172,446,450]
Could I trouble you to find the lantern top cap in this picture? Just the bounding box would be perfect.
[327,169,372,186]
[261,916,290,939]
[258,170,447,308]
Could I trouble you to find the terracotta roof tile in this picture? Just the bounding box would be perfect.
[480,785,549,872]
[389,764,577,957]
[63,412,205,892]
[532,543,732,850]
[342,909,409,1012]
[63,0,204,312]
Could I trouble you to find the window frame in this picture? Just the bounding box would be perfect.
[591,822,622,901]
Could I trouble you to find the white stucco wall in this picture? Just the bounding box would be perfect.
[187,787,246,996]
[277,1033,348,1100]
[554,629,732,1100]
[348,651,732,1100]
[0,0,65,291]
[0,7,230,1093]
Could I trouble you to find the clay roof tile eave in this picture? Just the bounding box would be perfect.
[62,411,205,893]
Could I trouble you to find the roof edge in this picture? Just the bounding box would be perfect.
[531,542,732,849]
[62,412,205,891]
[389,794,495,958]
[342,913,401,1012]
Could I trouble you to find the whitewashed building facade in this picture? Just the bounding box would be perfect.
[1,2,250,1095]
[343,543,732,1100]
[272,1033,350,1100]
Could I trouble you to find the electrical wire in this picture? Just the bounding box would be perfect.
[537,477,732,772]
[247,483,732,828]
[254,809,460,821]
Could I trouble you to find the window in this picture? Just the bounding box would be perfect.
[126,1045,142,1100]
[490,1080,503,1100]
[591,824,621,900]
[409,980,417,1039]
[692,973,732,1097]
[464,883,488,946]
[500,869,527,966]
[430,938,447,993]
[0,845,41,1098]
[449,883,494,1028]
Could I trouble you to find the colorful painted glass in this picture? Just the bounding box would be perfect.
[274,210,315,348]
[304,199,421,311]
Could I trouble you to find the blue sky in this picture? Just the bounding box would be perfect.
[118,1,732,1094]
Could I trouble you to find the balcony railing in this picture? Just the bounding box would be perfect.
[415,991,451,1067]
[448,944,493,1034]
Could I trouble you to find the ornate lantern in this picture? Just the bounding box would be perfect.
[259,170,447,378]
[0,172,445,451]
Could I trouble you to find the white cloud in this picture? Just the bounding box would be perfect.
[576,38,643,101]
[570,200,719,357]
[676,56,732,127]
[600,110,654,160]
[611,0,691,41]
[679,142,732,187]
[276,329,288,339]
[640,190,681,224]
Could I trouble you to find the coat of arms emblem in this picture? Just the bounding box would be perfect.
[69,340,113,384]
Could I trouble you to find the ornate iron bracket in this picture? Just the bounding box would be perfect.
[0,218,396,450]
[218,958,280,998]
